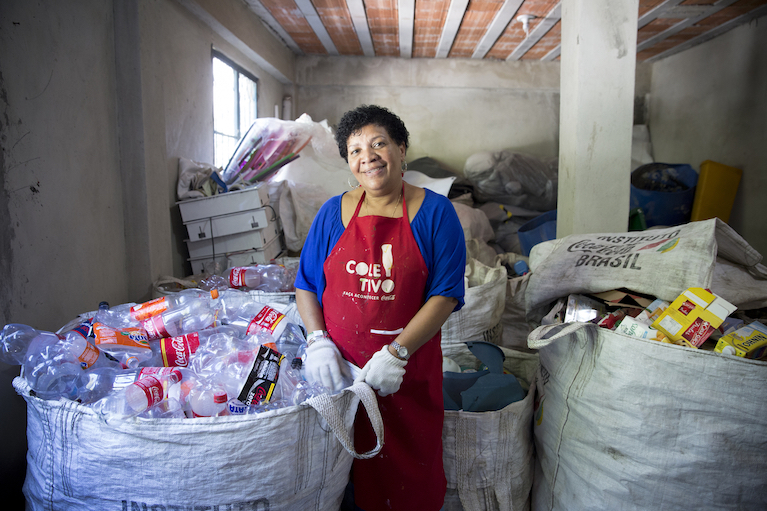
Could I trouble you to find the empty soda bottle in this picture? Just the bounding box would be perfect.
[129,289,219,322]
[140,298,216,341]
[95,367,183,420]
[227,265,293,292]
[140,325,241,368]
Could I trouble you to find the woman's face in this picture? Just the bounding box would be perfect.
[347,124,406,195]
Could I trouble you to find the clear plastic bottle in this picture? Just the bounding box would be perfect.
[189,379,228,417]
[129,289,219,322]
[95,367,183,420]
[91,322,152,368]
[21,330,83,400]
[1,324,44,366]
[93,302,140,330]
[222,301,289,342]
[140,299,217,341]
[140,325,240,368]
[72,366,119,404]
[227,265,292,292]
[5,323,119,400]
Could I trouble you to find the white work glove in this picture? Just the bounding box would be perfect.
[354,346,408,397]
[304,337,350,393]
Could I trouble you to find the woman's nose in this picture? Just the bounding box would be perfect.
[360,146,378,162]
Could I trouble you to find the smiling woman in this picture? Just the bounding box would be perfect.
[294,104,467,511]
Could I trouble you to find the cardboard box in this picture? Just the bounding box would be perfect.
[651,288,737,348]
[188,237,283,275]
[184,206,274,241]
[177,184,269,223]
[714,321,767,359]
[185,220,280,259]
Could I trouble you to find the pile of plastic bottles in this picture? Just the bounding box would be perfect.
[1,287,342,422]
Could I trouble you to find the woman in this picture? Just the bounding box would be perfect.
[295,105,466,511]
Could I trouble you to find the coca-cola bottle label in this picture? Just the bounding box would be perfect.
[246,306,285,336]
[238,345,284,406]
[159,333,199,367]
[130,297,170,322]
[229,267,248,288]
[143,315,169,341]
[134,376,164,407]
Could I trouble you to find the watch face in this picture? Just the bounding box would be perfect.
[397,346,408,358]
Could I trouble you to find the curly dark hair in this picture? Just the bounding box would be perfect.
[334,105,410,162]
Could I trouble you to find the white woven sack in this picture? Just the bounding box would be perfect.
[528,322,767,511]
[15,378,382,511]
[442,259,507,356]
[494,253,535,352]
[442,348,539,511]
[525,218,766,322]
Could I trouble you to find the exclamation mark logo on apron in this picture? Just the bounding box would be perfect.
[381,244,395,293]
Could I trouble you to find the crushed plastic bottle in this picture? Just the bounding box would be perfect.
[94,367,183,420]
[140,325,240,368]
[129,289,219,322]
[140,299,216,341]
[227,265,294,292]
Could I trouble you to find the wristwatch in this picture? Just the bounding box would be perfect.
[307,330,329,346]
[390,340,410,360]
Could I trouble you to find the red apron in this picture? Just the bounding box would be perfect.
[322,185,446,511]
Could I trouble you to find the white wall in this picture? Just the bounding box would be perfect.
[294,56,653,175]
[294,56,563,173]
[649,18,767,256]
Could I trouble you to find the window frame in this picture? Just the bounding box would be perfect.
[211,49,259,169]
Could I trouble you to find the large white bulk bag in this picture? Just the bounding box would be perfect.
[442,348,539,511]
[15,378,382,511]
[442,259,507,358]
[528,322,767,511]
[525,218,767,323]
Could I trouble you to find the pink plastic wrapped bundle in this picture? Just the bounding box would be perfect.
[221,118,313,185]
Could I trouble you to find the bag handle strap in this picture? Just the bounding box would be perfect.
[306,381,383,460]
[528,322,594,349]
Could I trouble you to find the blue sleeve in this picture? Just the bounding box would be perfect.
[411,190,466,311]
[295,195,345,307]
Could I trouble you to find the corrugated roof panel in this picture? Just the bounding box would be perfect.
[313,0,364,55]
[260,0,328,54]
[448,0,505,58]
[366,0,400,56]
[413,0,451,58]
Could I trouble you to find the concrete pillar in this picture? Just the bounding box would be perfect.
[557,0,638,236]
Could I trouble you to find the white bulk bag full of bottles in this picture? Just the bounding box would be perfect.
[15,378,382,511]
[528,322,767,511]
[442,348,539,511]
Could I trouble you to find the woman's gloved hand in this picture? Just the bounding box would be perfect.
[355,346,408,397]
[304,337,349,393]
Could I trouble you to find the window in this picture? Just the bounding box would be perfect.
[212,50,258,169]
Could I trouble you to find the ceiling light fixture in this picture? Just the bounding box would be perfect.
[516,14,537,36]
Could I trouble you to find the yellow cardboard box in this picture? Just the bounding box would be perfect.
[651,288,737,348]
[714,321,767,359]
